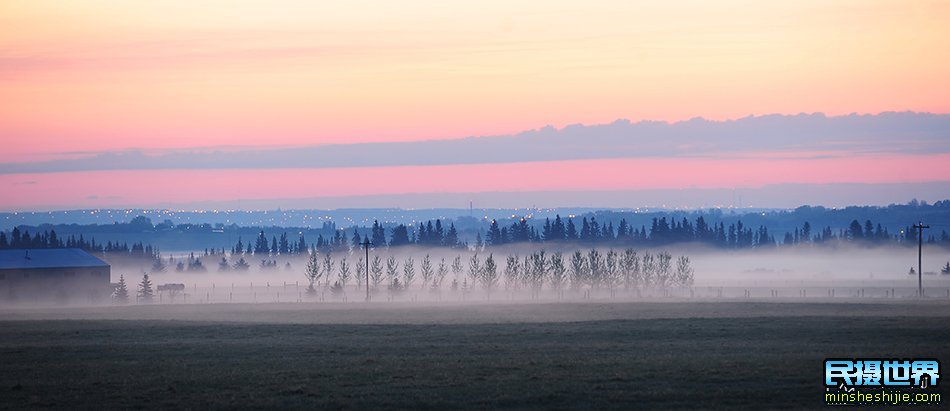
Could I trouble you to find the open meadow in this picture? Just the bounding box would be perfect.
[1,301,948,409]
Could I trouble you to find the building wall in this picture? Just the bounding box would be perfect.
[0,266,111,304]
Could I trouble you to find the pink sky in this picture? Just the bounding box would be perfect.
[2,1,950,209]
[3,155,949,210]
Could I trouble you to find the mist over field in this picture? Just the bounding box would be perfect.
[68,243,943,308]
[4,0,950,408]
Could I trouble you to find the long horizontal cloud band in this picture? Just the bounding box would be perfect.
[2,112,949,174]
[4,155,949,210]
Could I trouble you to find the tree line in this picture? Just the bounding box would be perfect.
[299,248,694,300]
[221,215,949,257]
[0,226,160,260]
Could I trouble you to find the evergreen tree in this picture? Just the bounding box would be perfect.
[552,215,566,241]
[434,220,445,245]
[389,225,410,247]
[580,218,591,242]
[137,274,154,303]
[848,219,864,240]
[371,220,387,248]
[445,223,460,248]
[151,258,166,273]
[218,257,230,272]
[566,218,578,241]
[487,220,503,246]
[233,257,250,271]
[589,217,601,242]
[616,219,630,242]
[254,230,268,254]
[279,232,290,254]
[542,218,553,241]
[114,274,129,304]
[425,221,436,245]
[11,227,21,248]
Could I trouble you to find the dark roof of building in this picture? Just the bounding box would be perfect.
[0,249,110,270]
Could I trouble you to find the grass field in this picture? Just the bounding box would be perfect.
[1,301,948,409]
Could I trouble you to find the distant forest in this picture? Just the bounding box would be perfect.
[1,200,949,261]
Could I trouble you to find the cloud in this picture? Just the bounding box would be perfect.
[1,111,948,174]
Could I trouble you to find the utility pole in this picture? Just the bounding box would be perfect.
[914,222,929,297]
[360,239,373,301]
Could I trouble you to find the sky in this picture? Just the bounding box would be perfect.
[1,0,949,210]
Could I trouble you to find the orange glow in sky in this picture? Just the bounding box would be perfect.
[2,1,949,209]
[2,0,949,159]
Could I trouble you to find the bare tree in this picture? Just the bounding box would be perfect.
[434,258,448,289]
[305,251,322,296]
[620,249,639,290]
[322,253,335,288]
[482,254,499,298]
[641,252,657,288]
[420,254,434,290]
[355,256,365,289]
[402,257,416,289]
[587,249,603,291]
[504,255,521,291]
[386,256,399,289]
[549,252,567,292]
[530,250,547,293]
[604,249,620,293]
[451,255,464,285]
[657,252,673,289]
[337,257,351,291]
[521,255,532,289]
[468,253,482,288]
[569,251,587,291]
[370,255,384,292]
[675,255,694,287]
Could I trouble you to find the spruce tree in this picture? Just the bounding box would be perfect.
[114,275,129,304]
[137,274,154,303]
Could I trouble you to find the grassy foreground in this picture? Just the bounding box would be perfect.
[0,302,948,409]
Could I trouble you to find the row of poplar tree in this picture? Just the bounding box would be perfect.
[301,249,694,298]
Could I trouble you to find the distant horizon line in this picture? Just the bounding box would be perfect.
[2,198,945,215]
